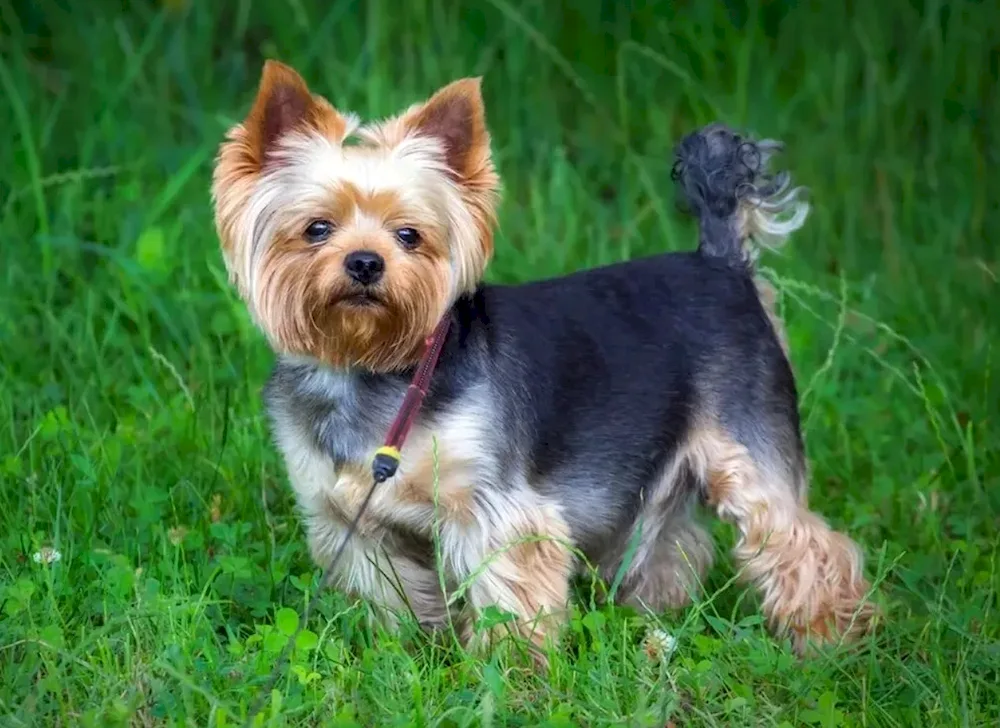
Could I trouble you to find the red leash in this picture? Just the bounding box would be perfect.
[371,315,452,482]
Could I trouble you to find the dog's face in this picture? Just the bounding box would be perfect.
[211,61,498,371]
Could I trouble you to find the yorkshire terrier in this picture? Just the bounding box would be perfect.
[211,60,876,659]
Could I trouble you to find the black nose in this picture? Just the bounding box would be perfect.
[343,250,385,286]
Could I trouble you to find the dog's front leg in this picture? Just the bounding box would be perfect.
[437,488,574,667]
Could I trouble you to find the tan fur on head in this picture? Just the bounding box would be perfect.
[210,61,499,371]
[361,77,499,284]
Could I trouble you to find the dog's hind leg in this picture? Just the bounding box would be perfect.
[688,425,877,653]
[606,469,716,613]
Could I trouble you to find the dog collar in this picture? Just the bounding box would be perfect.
[370,315,452,483]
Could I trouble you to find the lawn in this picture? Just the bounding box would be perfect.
[1,0,998,725]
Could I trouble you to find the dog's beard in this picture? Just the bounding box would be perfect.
[254,259,447,372]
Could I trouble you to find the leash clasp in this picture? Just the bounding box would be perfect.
[372,445,401,483]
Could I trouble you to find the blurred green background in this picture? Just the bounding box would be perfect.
[1,1,997,725]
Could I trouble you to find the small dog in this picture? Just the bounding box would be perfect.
[212,61,876,658]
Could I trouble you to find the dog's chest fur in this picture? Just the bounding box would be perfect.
[263,356,500,547]
[266,361,404,468]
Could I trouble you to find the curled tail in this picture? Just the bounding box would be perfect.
[671,123,809,269]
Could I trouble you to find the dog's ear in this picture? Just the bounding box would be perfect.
[399,77,491,181]
[240,60,355,170]
[355,76,499,292]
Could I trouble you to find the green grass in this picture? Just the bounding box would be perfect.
[1,0,998,725]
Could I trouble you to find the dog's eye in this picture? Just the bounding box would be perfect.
[395,227,421,250]
[304,220,334,243]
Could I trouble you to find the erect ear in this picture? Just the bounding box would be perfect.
[401,77,491,180]
[241,60,353,169]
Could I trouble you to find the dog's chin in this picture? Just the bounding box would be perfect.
[333,291,384,309]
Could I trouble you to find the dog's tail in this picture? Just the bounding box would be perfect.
[671,123,809,269]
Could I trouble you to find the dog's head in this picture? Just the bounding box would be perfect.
[211,61,498,371]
